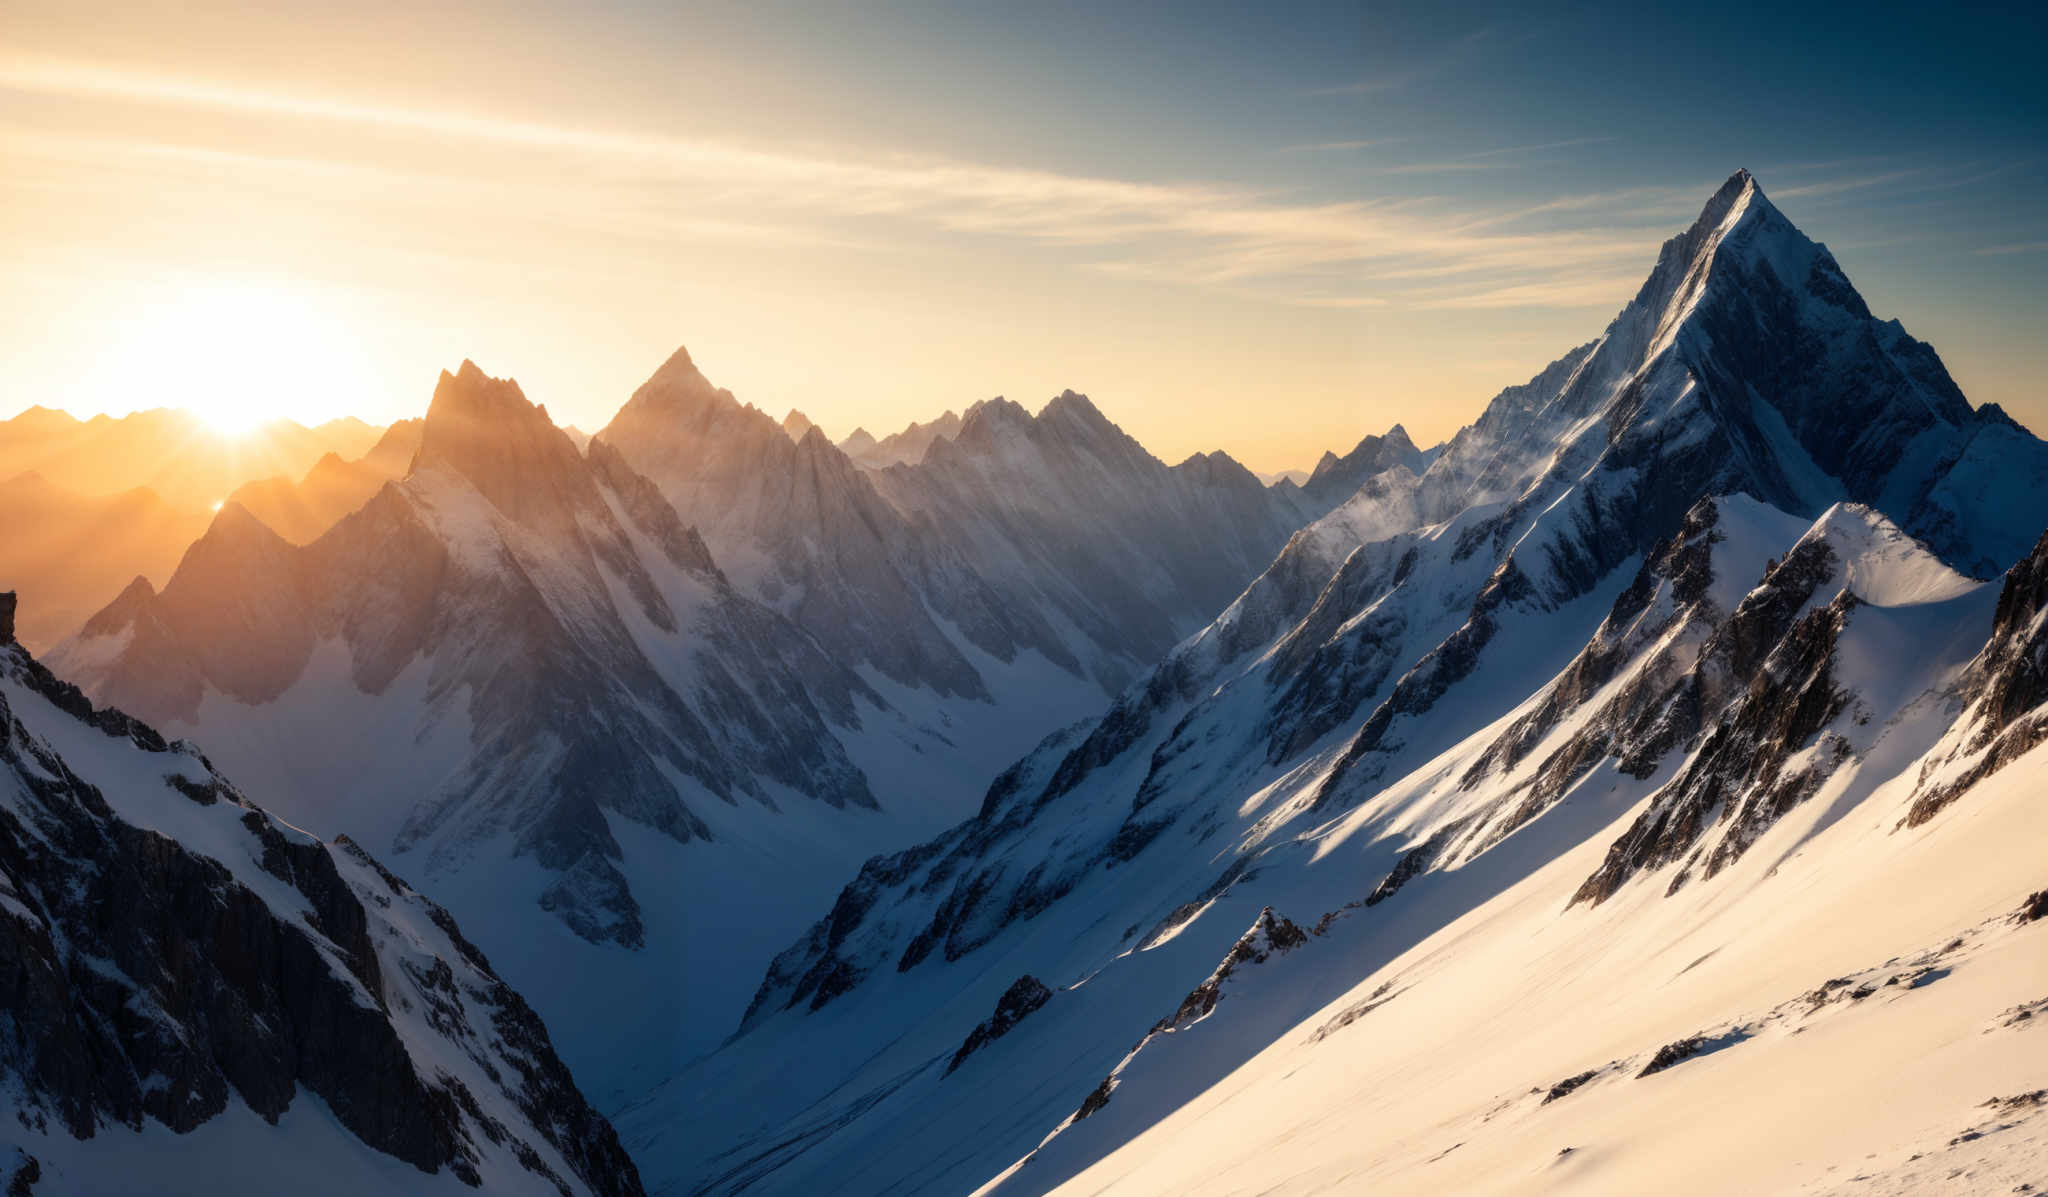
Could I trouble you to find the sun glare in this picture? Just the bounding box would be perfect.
[88,280,374,436]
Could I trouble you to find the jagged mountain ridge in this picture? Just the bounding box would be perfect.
[844,409,964,468]
[597,352,1340,703]
[1297,423,1439,510]
[628,170,2048,1195]
[57,362,879,952]
[0,597,642,1196]
[226,418,425,545]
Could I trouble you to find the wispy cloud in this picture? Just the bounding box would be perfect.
[1415,274,1645,310]
[1772,169,1924,198]
[1975,240,2048,256]
[1275,139,1385,154]
[1310,25,1505,97]
[0,54,1669,310]
[1376,135,1617,176]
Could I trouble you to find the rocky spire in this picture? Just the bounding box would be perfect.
[414,360,596,529]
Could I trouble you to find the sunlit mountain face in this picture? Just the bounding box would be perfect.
[2,4,2043,1196]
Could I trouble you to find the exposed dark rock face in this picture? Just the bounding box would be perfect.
[1364,818,1474,908]
[1636,1036,1710,1078]
[1152,908,1307,1033]
[1071,1075,1118,1124]
[1064,909,1306,1129]
[946,976,1054,1075]
[1542,1070,1599,1104]
[1435,505,1853,875]
[0,634,641,1195]
[0,591,15,643]
[1906,526,2048,827]
[1574,580,1857,906]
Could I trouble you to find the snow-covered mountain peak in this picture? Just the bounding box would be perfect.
[781,408,819,441]
[1797,502,1977,607]
[415,360,596,531]
[1040,388,1108,426]
[838,426,879,456]
[957,394,1033,444]
[842,408,967,467]
[1299,423,1437,508]
[642,342,720,395]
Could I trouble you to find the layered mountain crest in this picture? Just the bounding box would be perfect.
[227,419,425,546]
[413,360,598,532]
[630,172,2048,1197]
[0,611,642,1195]
[599,351,1325,705]
[843,408,964,467]
[780,409,818,442]
[55,362,881,953]
[1299,422,1436,508]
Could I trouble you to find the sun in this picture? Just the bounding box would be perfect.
[91,279,372,436]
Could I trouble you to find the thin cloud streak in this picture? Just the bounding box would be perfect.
[1773,169,1924,198]
[1375,135,1618,176]
[0,54,1666,309]
[1275,139,1385,153]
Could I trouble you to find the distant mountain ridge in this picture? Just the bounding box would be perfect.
[599,352,1345,701]
[0,406,382,510]
[225,419,424,545]
[0,472,213,650]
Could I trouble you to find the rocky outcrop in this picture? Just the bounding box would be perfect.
[1062,909,1306,1130]
[1153,908,1307,1033]
[0,631,641,1195]
[946,976,1054,1075]
[1573,555,1859,905]
[1905,526,2048,826]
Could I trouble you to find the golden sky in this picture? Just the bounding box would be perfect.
[3,2,2041,472]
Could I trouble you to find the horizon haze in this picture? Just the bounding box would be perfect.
[3,0,2043,472]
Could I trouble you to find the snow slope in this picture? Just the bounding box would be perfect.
[647,171,2048,1196]
[0,600,641,1196]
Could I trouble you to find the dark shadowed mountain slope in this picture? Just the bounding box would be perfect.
[0,597,642,1196]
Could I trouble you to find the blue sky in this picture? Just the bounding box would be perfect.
[1,0,2040,467]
